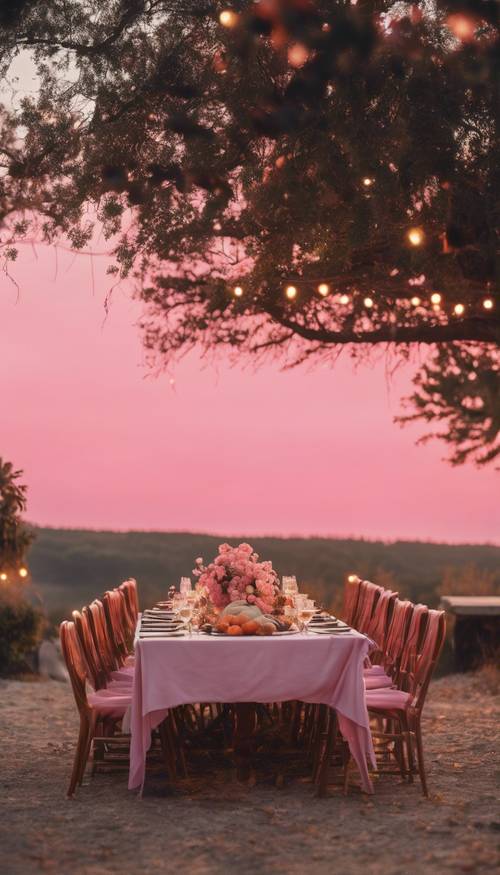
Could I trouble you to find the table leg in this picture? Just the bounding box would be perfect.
[233,703,257,781]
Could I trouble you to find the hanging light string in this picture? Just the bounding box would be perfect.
[231,282,495,313]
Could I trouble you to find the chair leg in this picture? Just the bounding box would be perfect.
[315,710,337,797]
[400,712,414,782]
[414,720,429,797]
[67,716,90,798]
[79,711,99,785]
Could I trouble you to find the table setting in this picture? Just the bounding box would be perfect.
[128,542,376,794]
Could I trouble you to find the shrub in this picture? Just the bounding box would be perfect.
[0,592,43,674]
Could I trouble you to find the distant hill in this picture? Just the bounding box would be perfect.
[27,527,500,622]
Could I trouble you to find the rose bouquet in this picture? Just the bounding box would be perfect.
[193,543,280,614]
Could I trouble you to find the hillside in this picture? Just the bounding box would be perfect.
[27,528,500,621]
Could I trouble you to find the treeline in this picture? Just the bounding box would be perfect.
[28,528,500,621]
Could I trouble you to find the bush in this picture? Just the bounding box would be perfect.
[0,592,43,674]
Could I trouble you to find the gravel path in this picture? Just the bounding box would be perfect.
[0,672,499,875]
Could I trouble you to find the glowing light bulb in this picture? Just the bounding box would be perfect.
[364,296,374,308]
[483,298,494,310]
[407,227,424,247]
[446,14,476,42]
[233,285,243,297]
[0,573,7,581]
[318,283,329,296]
[362,177,374,187]
[454,303,465,316]
[339,294,350,305]
[285,285,297,300]
[411,296,421,306]
[288,44,309,68]
[19,567,28,578]
[347,574,359,583]
[430,293,442,305]
[219,9,238,28]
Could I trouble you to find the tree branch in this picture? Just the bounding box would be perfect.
[267,313,500,346]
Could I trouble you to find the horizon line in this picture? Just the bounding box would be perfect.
[27,522,500,549]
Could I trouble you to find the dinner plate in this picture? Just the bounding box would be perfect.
[139,631,186,638]
[309,626,352,634]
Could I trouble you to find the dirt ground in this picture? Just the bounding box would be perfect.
[0,671,499,875]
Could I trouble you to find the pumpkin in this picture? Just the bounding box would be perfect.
[222,601,262,620]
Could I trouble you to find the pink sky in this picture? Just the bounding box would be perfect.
[0,242,497,543]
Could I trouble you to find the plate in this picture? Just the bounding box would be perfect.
[309,626,352,634]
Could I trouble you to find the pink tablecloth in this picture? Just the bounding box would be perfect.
[128,629,376,793]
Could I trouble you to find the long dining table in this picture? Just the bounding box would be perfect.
[128,619,376,794]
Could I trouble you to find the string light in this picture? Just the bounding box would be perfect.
[454,303,465,316]
[362,177,374,187]
[19,567,28,578]
[363,296,374,308]
[407,227,424,246]
[430,292,442,305]
[219,9,239,28]
[233,285,243,297]
[288,44,309,68]
[285,285,297,300]
[347,574,359,583]
[317,283,329,296]
[411,296,421,306]
[339,294,350,304]
[0,572,7,581]
[446,14,476,42]
[483,298,494,310]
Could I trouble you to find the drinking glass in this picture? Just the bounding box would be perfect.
[178,602,194,635]
[283,576,299,596]
[180,576,192,596]
[298,599,316,633]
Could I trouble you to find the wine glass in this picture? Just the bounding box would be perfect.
[178,601,194,635]
[298,599,316,633]
[283,575,298,596]
[180,576,192,596]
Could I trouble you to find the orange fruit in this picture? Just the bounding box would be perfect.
[235,613,250,626]
[228,624,243,636]
[216,619,230,633]
[261,622,275,636]
[224,614,238,626]
[242,620,258,635]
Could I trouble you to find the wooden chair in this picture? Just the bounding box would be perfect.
[365,609,446,796]
[60,621,132,797]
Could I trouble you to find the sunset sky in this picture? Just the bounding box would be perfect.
[0,242,497,543]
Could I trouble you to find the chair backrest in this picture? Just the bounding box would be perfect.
[73,608,106,690]
[409,610,446,711]
[118,579,139,632]
[102,589,128,664]
[343,577,362,625]
[86,600,119,676]
[399,603,429,678]
[382,599,414,677]
[59,620,90,715]
[366,589,398,653]
[355,581,382,634]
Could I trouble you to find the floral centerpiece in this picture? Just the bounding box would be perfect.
[193,543,281,614]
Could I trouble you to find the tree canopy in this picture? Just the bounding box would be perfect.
[0,0,498,463]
